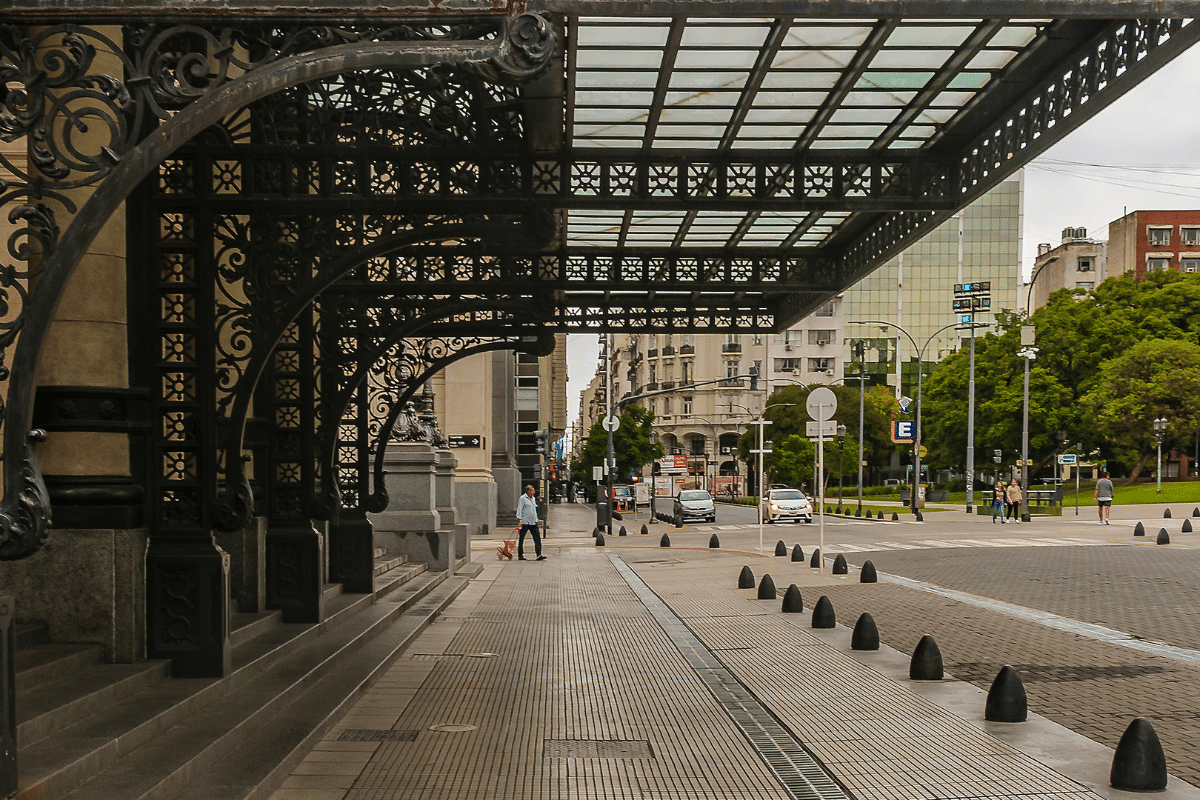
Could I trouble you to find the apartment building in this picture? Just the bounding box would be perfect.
[1109,210,1200,280]
[1028,227,1108,312]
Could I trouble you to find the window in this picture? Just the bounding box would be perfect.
[664,334,673,347]
[725,361,740,378]
[808,329,836,346]
[649,364,656,382]
[752,334,763,345]
[808,358,834,373]
[1148,227,1172,246]
[774,358,802,372]
[754,360,762,377]
[724,333,740,345]
[1183,258,1200,273]
[1147,258,1170,273]
[1182,228,1200,246]
[815,301,836,317]
[663,397,671,415]
[1075,281,1095,290]
[649,399,655,416]
[1077,258,1092,272]
[682,397,692,416]
[682,362,691,383]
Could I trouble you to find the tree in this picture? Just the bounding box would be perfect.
[1082,338,1200,481]
[737,382,896,486]
[571,404,663,483]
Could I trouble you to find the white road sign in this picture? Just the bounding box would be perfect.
[806,387,837,421]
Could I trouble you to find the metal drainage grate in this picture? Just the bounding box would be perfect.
[338,729,420,742]
[409,654,464,661]
[610,555,851,800]
[544,739,654,759]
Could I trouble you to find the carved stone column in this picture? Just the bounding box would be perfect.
[434,449,470,568]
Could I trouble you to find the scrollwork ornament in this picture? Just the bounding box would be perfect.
[210,472,254,533]
[0,430,52,560]
[466,13,556,87]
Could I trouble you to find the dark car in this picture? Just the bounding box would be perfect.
[673,489,716,522]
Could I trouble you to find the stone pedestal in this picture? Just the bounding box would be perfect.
[265,523,325,624]
[214,517,266,614]
[328,511,375,594]
[369,443,456,570]
[435,450,470,564]
[147,538,230,678]
[0,528,148,663]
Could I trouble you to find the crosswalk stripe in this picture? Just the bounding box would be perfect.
[828,543,874,552]
[874,541,926,549]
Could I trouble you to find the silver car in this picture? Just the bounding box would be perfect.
[673,489,716,523]
[765,488,813,523]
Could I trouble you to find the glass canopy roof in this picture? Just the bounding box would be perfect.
[563,15,1049,250]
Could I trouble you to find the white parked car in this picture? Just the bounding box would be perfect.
[673,489,716,523]
[764,488,813,523]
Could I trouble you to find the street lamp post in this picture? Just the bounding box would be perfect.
[744,402,797,555]
[852,320,964,517]
[836,423,847,508]
[1018,335,1039,521]
[1154,417,1169,494]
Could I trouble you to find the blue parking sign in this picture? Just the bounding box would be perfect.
[892,420,915,443]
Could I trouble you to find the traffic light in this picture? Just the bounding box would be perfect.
[749,364,759,391]
[535,429,548,455]
[652,461,662,475]
[993,449,1002,464]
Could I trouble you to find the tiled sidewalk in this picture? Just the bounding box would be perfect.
[266,537,1192,800]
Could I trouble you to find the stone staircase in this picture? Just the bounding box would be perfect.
[15,549,471,800]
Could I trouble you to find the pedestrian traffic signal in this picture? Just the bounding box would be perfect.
[749,365,759,391]
[993,449,1002,463]
[535,430,548,455]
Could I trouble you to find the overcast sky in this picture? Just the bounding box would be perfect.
[565,41,1200,434]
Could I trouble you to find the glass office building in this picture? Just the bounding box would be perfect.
[842,171,1022,398]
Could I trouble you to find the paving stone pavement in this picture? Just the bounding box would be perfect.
[825,546,1200,788]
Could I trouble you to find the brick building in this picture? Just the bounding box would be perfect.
[1108,210,1200,281]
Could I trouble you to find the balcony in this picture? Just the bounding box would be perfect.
[722,343,741,353]
[662,346,676,356]
[679,344,694,355]
[646,382,659,391]
[647,348,658,358]
[718,378,745,387]
[661,381,675,390]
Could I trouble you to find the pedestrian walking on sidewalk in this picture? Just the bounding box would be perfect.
[992,481,1007,523]
[516,485,546,560]
[1006,481,1023,523]
[1094,471,1114,525]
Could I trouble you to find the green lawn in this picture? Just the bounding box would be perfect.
[935,481,1200,507]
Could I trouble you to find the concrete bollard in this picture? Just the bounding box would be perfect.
[791,544,804,562]
[758,574,777,600]
[619,526,627,536]
[1134,522,1145,536]
[891,512,899,521]
[1194,507,1200,517]
[835,504,843,514]
[915,510,924,522]
[809,548,821,568]
[1110,717,1168,792]
[860,561,878,583]
[640,524,648,535]
[595,532,606,547]
[910,635,944,680]
[811,595,835,628]
[781,584,803,613]
[675,515,684,528]
[851,612,880,650]
[1184,519,1193,533]
[856,508,863,518]
[738,565,755,589]
[660,533,671,547]
[593,527,601,538]
[985,665,1028,722]
[875,511,883,520]
[1164,508,1173,519]
[832,554,848,574]
[826,505,833,514]
[709,534,720,548]
[1158,528,1170,545]
[775,540,787,557]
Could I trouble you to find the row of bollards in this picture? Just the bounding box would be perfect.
[827,506,890,521]
[1161,506,1200,518]
[1133,519,1189,544]
[653,511,684,527]
[735,566,1169,791]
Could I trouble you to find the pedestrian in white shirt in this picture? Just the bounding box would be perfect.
[516,485,545,561]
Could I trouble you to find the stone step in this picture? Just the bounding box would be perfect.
[374,562,428,601]
[229,610,284,649]
[18,660,171,748]
[321,582,344,601]
[373,554,407,576]
[15,642,103,694]
[15,624,50,649]
[52,571,461,800]
[173,576,470,800]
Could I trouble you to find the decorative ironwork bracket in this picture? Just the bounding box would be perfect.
[0,13,556,558]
